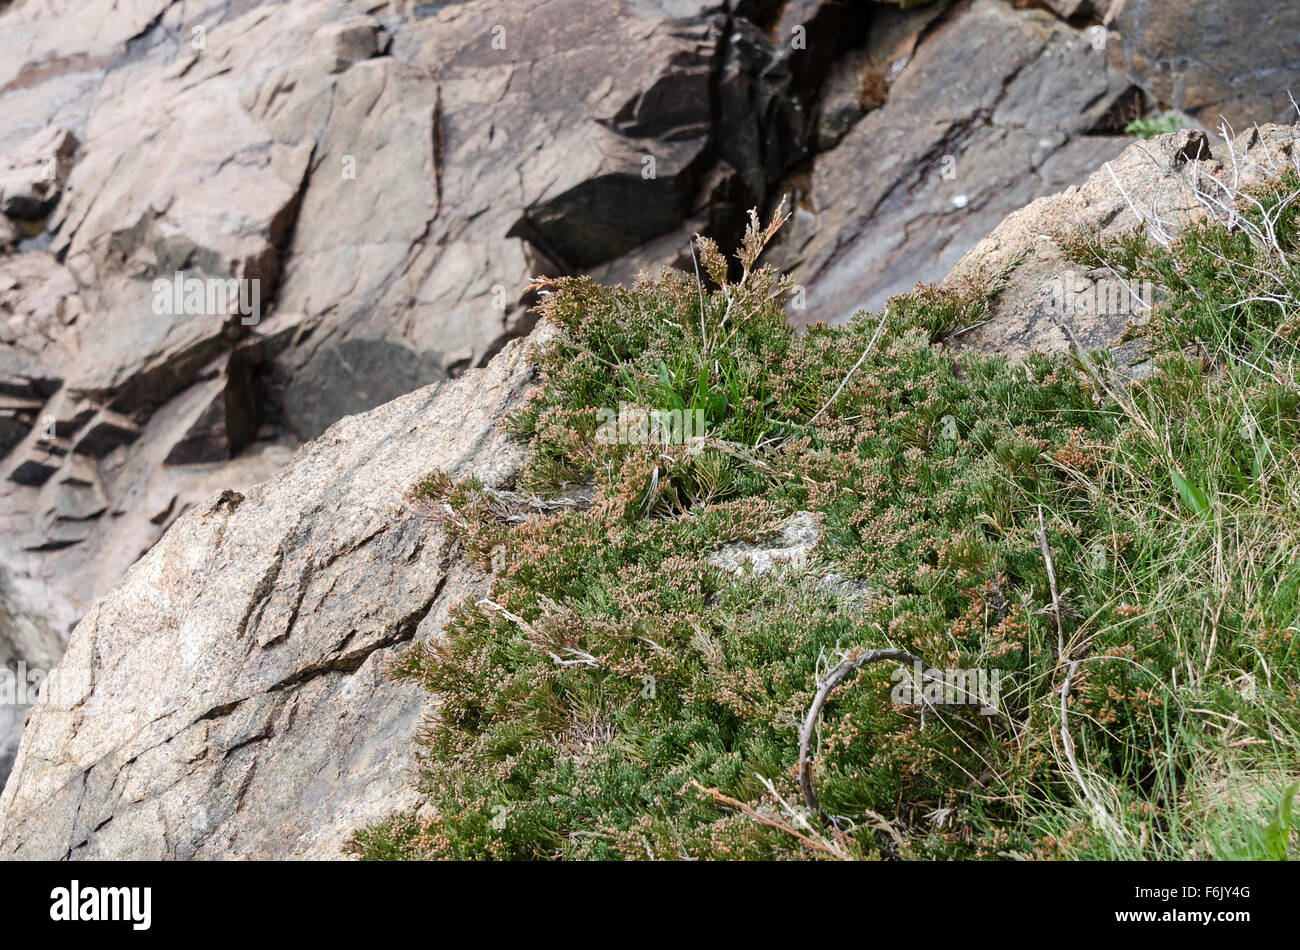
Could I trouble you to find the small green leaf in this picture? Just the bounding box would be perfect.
[1278,782,1297,835]
[1251,438,1271,481]
[1172,469,1212,517]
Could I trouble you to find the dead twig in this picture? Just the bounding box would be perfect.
[478,598,601,669]
[688,779,850,859]
[1106,160,1173,249]
[808,310,890,425]
[1035,505,1065,661]
[1058,660,1124,840]
[797,647,941,820]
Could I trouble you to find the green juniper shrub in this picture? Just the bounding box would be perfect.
[349,183,1300,861]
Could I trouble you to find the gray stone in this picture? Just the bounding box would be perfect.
[942,124,1300,360]
[782,0,1134,325]
[708,510,821,575]
[1112,0,1300,128]
[0,327,545,859]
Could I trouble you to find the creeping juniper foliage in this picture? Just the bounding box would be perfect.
[350,179,1300,860]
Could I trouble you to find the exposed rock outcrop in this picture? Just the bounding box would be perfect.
[0,0,779,765]
[944,123,1300,360]
[0,568,60,785]
[1110,0,1300,129]
[0,329,542,859]
[778,0,1137,324]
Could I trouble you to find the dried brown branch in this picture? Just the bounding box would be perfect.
[1035,505,1065,661]
[797,646,941,820]
[1058,660,1123,839]
[688,779,849,860]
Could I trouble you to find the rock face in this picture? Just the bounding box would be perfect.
[1110,0,1300,129]
[0,568,60,784]
[0,0,760,780]
[0,329,541,859]
[777,0,1137,325]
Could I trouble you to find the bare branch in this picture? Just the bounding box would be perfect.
[1036,505,1065,661]
[1058,660,1125,840]
[688,779,850,859]
[1106,160,1172,249]
[808,310,890,425]
[797,646,940,819]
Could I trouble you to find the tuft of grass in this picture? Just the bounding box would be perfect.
[1125,114,1185,140]
[348,175,1300,861]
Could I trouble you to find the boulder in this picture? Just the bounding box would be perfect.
[0,328,543,859]
[942,124,1300,360]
